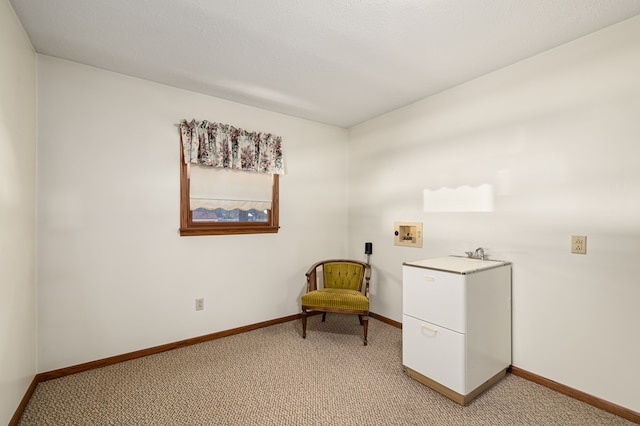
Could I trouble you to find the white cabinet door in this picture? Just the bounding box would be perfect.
[402,265,467,332]
[402,314,466,394]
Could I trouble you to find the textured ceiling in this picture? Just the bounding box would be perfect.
[10,0,640,128]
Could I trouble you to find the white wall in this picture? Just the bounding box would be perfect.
[36,56,349,372]
[348,16,640,413]
[0,0,36,423]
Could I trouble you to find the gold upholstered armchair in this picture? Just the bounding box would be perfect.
[300,259,372,345]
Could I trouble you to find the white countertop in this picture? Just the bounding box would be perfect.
[403,256,510,274]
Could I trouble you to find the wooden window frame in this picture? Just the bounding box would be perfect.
[179,150,279,236]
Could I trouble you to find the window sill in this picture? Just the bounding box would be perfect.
[179,225,280,236]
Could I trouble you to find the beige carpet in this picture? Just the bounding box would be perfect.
[19,316,633,425]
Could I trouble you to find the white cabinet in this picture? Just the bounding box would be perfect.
[402,256,511,405]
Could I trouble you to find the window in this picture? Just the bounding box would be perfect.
[179,157,279,236]
[178,119,283,236]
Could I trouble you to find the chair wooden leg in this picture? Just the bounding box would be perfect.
[358,315,363,325]
[322,312,327,322]
[301,310,307,339]
[362,315,369,346]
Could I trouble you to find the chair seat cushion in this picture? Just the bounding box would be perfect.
[301,288,369,311]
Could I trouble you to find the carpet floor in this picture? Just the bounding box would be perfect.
[18,316,634,425]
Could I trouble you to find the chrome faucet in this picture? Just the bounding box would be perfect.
[465,247,487,260]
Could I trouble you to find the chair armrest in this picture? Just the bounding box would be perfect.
[305,260,326,277]
[305,262,322,292]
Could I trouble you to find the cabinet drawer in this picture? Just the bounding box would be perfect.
[403,265,466,332]
[402,314,466,394]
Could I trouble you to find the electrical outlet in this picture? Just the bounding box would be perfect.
[195,298,204,311]
[571,235,587,254]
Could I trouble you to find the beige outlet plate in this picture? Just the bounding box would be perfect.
[394,222,423,248]
[571,235,587,254]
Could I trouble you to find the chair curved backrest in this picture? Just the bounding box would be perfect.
[300,259,371,345]
[323,261,365,291]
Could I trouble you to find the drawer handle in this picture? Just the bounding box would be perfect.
[420,324,438,334]
[424,276,435,281]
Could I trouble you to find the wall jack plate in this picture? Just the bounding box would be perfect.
[394,222,423,248]
[571,235,587,254]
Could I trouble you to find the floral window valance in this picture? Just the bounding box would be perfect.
[180,119,285,174]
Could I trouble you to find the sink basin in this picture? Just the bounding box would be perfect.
[404,256,509,274]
